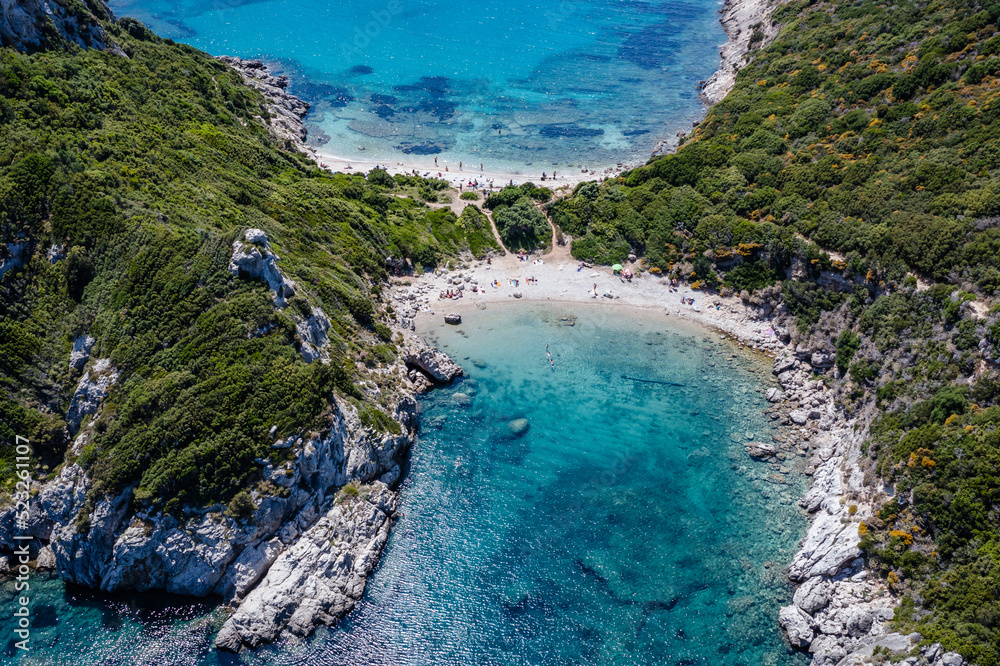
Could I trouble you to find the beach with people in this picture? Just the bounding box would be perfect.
[307,145,628,189]
[393,242,788,354]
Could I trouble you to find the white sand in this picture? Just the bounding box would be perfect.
[396,245,785,354]
[309,146,632,188]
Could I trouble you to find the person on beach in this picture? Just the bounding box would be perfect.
[460,161,463,169]
[434,157,438,165]
[592,283,598,298]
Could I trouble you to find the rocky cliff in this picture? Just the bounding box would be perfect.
[0,0,118,53]
[0,229,465,650]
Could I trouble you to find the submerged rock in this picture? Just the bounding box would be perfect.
[506,418,530,438]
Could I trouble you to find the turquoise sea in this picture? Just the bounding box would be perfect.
[107,0,726,174]
[2,304,809,665]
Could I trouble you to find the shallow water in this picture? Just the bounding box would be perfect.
[107,0,725,175]
[1,304,808,665]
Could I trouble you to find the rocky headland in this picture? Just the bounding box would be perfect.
[0,226,464,651]
[217,56,311,153]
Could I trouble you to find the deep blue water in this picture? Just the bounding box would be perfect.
[1,304,809,665]
[107,0,726,174]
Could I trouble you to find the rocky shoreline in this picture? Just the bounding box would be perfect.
[394,253,970,665]
[699,0,783,106]
[217,56,311,154]
[0,228,466,651]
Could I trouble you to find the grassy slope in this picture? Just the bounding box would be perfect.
[0,16,496,516]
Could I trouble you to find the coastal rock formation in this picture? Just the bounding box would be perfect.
[65,358,119,435]
[404,340,463,384]
[0,322,463,650]
[214,483,397,650]
[217,56,309,153]
[700,0,781,104]
[0,0,116,54]
[762,351,970,666]
[228,228,297,307]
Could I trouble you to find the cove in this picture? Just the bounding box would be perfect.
[106,0,725,174]
[2,304,809,664]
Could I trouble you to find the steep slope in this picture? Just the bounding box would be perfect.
[0,3,495,649]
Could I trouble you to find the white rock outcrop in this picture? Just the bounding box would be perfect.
[214,483,398,650]
[65,358,119,435]
[228,229,297,307]
[69,334,95,370]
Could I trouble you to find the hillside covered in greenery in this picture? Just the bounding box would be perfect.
[0,3,496,515]
[540,0,1000,661]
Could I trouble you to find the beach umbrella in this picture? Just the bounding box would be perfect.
[612,264,622,272]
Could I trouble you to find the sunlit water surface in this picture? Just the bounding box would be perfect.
[3,304,809,665]
[107,0,726,175]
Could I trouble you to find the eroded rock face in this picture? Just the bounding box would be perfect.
[0,0,115,53]
[779,605,815,648]
[65,358,119,435]
[69,334,95,370]
[296,307,330,363]
[228,229,297,307]
[404,341,463,383]
[216,56,310,152]
[214,483,398,651]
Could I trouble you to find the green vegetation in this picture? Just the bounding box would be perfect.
[0,18,493,513]
[484,183,551,252]
[543,0,1000,660]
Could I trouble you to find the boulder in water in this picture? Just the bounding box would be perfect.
[507,418,530,438]
[444,313,462,325]
[452,392,472,407]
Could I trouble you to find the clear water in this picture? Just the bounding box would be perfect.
[1,304,809,665]
[107,0,725,174]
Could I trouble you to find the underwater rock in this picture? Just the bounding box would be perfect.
[506,418,530,438]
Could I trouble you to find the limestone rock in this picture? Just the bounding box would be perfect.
[773,356,796,375]
[403,344,463,383]
[746,442,777,459]
[778,605,814,647]
[845,609,874,637]
[228,229,297,307]
[765,387,786,402]
[68,334,95,371]
[36,545,56,570]
[810,351,835,369]
[295,307,330,363]
[444,313,462,325]
[793,576,830,614]
[214,483,398,651]
[507,418,530,438]
[65,358,119,435]
[789,409,809,425]
[217,57,310,152]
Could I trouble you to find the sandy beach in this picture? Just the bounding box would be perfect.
[308,146,632,188]
[392,245,786,354]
